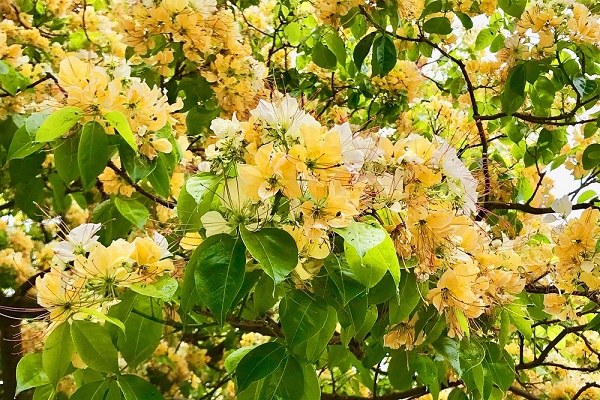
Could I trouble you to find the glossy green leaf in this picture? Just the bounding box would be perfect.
[104,111,136,150]
[280,290,330,348]
[506,304,532,340]
[193,234,246,326]
[70,380,110,400]
[8,125,44,161]
[147,155,170,198]
[475,28,495,51]
[71,320,120,373]
[119,142,155,183]
[353,32,376,71]
[582,144,600,170]
[109,291,163,368]
[345,234,400,288]
[389,270,421,323]
[498,0,526,17]
[16,353,50,395]
[78,121,109,189]
[118,374,164,400]
[42,322,73,387]
[423,17,452,35]
[372,34,396,77]
[35,106,83,142]
[240,226,298,284]
[225,346,257,374]
[325,33,346,66]
[130,275,178,301]
[312,41,337,70]
[114,197,149,229]
[53,134,80,184]
[236,342,286,392]
[334,220,386,258]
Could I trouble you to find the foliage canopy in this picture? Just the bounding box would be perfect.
[1,0,600,399]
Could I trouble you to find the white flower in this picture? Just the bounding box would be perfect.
[152,232,172,259]
[250,94,320,141]
[431,139,479,215]
[52,223,102,262]
[330,123,381,174]
[210,116,241,140]
[551,194,572,217]
[201,211,234,237]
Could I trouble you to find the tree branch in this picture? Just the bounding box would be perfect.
[107,160,176,209]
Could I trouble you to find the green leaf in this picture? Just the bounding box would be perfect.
[389,270,421,323]
[193,234,246,326]
[78,307,126,333]
[70,380,110,400]
[186,174,220,204]
[423,17,453,35]
[258,355,305,400]
[130,275,178,301]
[35,106,83,142]
[92,199,133,245]
[16,353,50,395]
[42,323,73,387]
[323,254,365,306]
[225,346,257,373]
[105,111,136,150]
[53,134,80,184]
[280,290,330,348]
[109,291,163,369]
[506,304,532,340]
[334,220,386,258]
[498,0,526,17]
[304,304,337,362]
[499,309,510,349]
[353,32,376,71]
[432,337,462,375]
[283,22,303,46]
[8,125,44,161]
[78,121,109,189]
[345,234,399,288]
[240,226,298,285]
[582,144,600,170]
[475,29,495,51]
[299,361,321,400]
[413,357,439,399]
[71,320,120,373]
[325,33,346,66]
[530,76,555,112]
[147,155,170,198]
[32,384,55,400]
[0,61,29,95]
[455,12,473,29]
[312,41,337,70]
[114,197,149,229]
[388,352,412,391]
[236,342,286,392]
[118,375,164,400]
[372,35,396,77]
[119,142,155,183]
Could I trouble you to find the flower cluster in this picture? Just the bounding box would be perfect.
[199,94,528,338]
[57,56,180,159]
[117,0,267,115]
[35,223,174,323]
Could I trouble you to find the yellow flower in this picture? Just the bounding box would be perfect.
[36,269,85,322]
[130,237,174,280]
[300,180,359,239]
[238,143,301,200]
[289,125,343,179]
[73,240,136,295]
